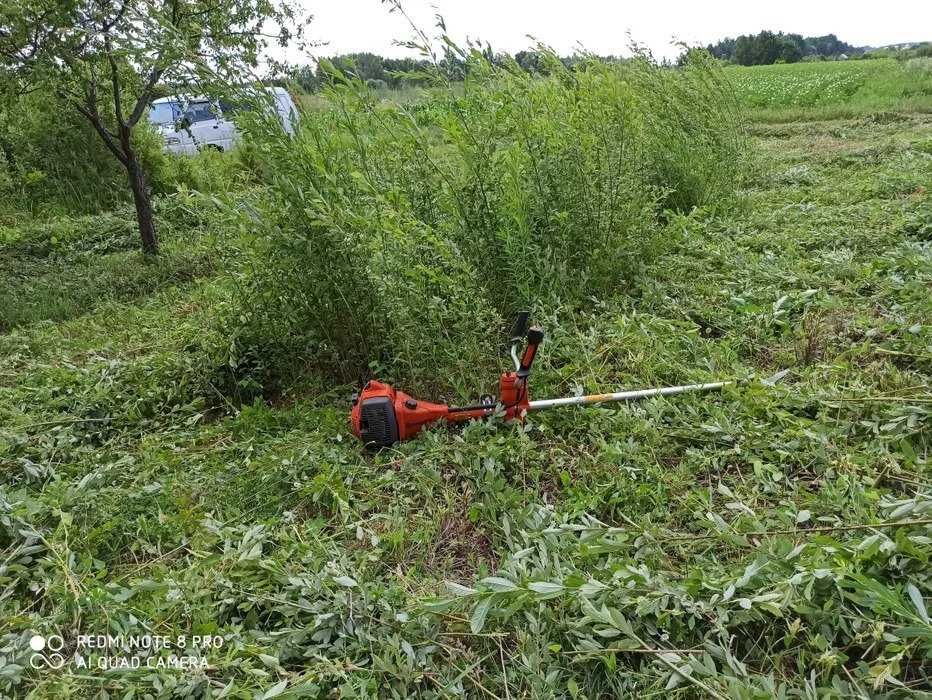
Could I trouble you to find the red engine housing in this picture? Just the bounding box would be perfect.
[350,324,541,447]
[350,373,530,447]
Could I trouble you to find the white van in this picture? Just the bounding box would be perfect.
[149,87,298,155]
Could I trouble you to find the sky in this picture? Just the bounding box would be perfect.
[279,0,932,65]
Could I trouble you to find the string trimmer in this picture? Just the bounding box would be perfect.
[350,313,787,448]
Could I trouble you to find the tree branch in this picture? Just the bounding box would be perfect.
[74,101,128,166]
[127,62,164,126]
[72,86,128,167]
[104,35,125,127]
[0,8,55,66]
[100,0,130,36]
[124,0,170,126]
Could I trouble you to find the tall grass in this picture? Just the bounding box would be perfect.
[223,47,746,397]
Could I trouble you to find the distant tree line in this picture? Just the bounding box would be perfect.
[863,42,932,60]
[288,53,432,91]
[284,49,613,92]
[706,32,860,65]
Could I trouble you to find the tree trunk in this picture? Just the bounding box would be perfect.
[124,149,158,255]
[73,91,159,255]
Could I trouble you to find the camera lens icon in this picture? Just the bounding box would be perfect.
[29,634,66,670]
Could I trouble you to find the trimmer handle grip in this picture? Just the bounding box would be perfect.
[510,311,530,341]
[517,326,544,379]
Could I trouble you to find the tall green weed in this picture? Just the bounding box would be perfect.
[225,47,745,396]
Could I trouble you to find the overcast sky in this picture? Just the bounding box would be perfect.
[279,0,931,65]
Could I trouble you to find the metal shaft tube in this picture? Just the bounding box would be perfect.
[527,380,733,411]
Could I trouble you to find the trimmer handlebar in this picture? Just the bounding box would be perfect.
[510,311,530,340]
[517,326,544,380]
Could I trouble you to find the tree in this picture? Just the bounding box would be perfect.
[438,45,466,81]
[807,34,857,58]
[514,50,544,74]
[323,53,386,86]
[708,31,859,66]
[783,34,805,62]
[733,35,756,65]
[286,64,319,93]
[381,56,431,88]
[734,31,798,66]
[0,0,305,254]
[706,38,737,62]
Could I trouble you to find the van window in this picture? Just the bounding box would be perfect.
[219,99,252,116]
[182,102,217,123]
[149,102,178,126]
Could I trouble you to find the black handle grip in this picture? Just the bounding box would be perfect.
[510,311,530,340]
[518,325,544,379]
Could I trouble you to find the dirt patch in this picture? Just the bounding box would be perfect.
[427,510,496,577]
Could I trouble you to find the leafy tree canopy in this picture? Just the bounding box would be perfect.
[707,31,859,65]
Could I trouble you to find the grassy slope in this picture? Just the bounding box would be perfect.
[1,115,931,694]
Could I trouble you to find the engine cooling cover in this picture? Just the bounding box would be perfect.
[350,379,454,448]
[356,395,398,447]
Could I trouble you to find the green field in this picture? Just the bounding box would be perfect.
[1,56,931,697]
[727,57,932,120]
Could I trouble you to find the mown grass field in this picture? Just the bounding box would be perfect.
[1,57,931,698]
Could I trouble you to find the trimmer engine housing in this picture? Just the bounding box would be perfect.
[350,321,542,448]
[353,383,398,447]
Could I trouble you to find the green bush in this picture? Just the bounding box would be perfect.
[0,85,256,217]
[222,48,745,398]
[0,88,167,214]
[628,52,747,212]
[146,142,265,198]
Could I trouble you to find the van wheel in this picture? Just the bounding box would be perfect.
[202,144,224,152]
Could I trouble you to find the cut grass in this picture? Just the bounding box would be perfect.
[0,195,229,331]
[0,101,930,697]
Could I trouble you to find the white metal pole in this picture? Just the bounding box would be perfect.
[527,380,733,411]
